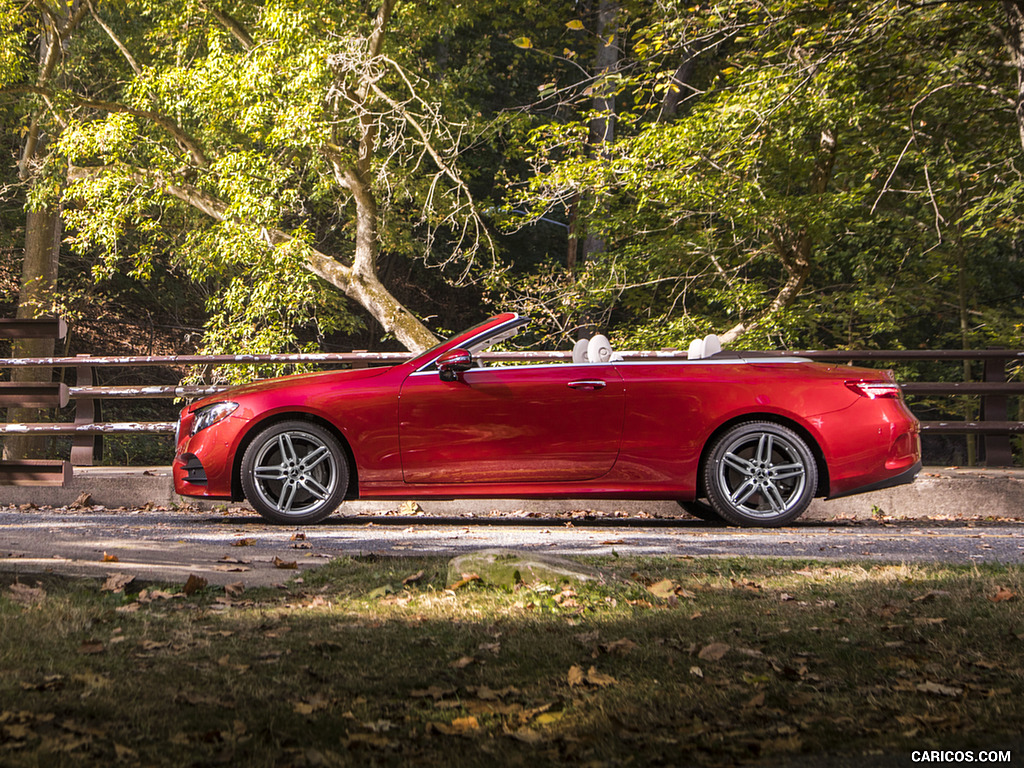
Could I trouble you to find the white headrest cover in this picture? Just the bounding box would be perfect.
[572,338,590,364]
[588,334,613,363]
[702,334,721,357]
[688,337,704,360]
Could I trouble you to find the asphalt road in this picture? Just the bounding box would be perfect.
[1,504,1022,588]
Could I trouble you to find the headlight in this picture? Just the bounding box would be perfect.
[190,402,239,435]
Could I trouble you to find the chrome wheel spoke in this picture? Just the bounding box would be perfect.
[278,433,298,464]
[277,479,299,513]
[254,463,286,480]
[729,478,759,506]
[300,445,330,472]
[298,474,330,501]
[762,480,788,512]
[722,452,753,474]
[771,462,805,482]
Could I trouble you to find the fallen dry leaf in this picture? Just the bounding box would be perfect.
[510,727,547,745]
[101,574,136,593]
[273,557,298,570]
[451,572,481,590]
[79,640,105,655]
[567,665,586,687]
[913,590,950,602]
[647,578,679,599]
[568,664,617,687]
[8,583,46,605]
[402,570,425,586]
[411,685,456,701]
[917,681,963,697]
[697,642,730,661]
[601,638,638,656]
[583,666,617,687]
[989,587,1017,603]
[183,574,208,596]
[232,538,257,547]
[293,694,331,715]
[102,552,120,563]
[399,500,424,516]
[744,692,766,708]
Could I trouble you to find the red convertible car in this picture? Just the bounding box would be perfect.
[173,313,921,527]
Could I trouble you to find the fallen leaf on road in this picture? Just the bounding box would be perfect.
[273,557,298,570]
[102,552,120,563]
[232,538,257,547]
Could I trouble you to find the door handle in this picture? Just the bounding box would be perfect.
[568,380,607,391]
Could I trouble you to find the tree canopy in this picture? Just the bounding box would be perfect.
[0,0,1022,362]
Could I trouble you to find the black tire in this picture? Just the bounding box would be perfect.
[240,420,349,524]
[676,499,726,523]
[703,421,817,527]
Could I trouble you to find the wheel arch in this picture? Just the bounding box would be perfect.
[231,412,359,502]
[696,414,829,499]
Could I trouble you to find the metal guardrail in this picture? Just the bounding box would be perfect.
[1,328,1022,467]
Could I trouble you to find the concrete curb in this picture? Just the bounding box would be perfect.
[0,465,1021,521]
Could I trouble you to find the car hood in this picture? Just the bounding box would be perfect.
[191,366,392,409]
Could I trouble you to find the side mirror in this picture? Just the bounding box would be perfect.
[437,348,473,382]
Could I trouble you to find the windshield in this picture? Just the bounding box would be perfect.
[408,314,528,371]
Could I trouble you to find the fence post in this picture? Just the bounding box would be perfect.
[70,355,99,466]
[982,351,1013,466]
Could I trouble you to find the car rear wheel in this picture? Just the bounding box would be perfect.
[703,421,817,527]
[241,421,349,525]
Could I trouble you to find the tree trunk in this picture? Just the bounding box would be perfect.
[4,207,61,460]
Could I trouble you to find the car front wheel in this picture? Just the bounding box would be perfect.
[703,421,817,527]
[240,420,349,524]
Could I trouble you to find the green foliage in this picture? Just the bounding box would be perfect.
[500,0,1024,353]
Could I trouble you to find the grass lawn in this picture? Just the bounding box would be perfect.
[1,555,1022,766]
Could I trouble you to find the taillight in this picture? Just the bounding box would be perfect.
[846,380,903,400]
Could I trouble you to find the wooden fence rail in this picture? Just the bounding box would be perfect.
[2,342,1022,469]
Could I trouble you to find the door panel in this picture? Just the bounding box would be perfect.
[399,365,624,484]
